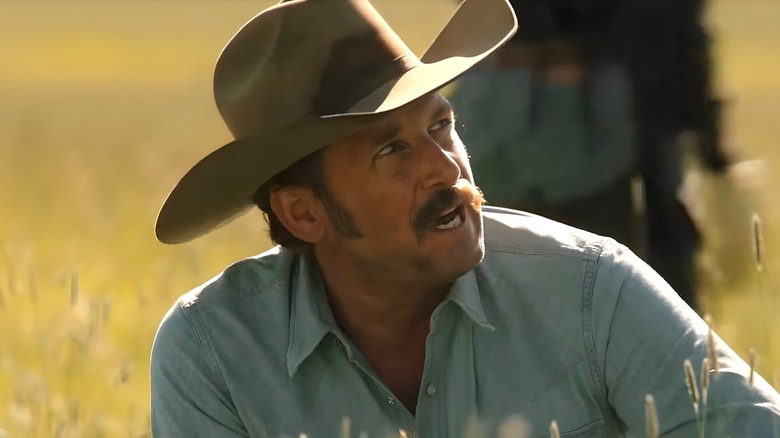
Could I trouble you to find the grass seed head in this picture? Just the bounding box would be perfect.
[705,316,720,376]
[748,348,756,386]
[70,270,79,306]
[645,394,659,438]
[752,213,765,272]
[497,416,528,438]
[549,420,560,438]
[701,358,710,407]
[684,359,700,414]
[341,417,351,438]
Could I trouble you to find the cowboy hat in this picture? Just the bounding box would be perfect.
[155,0,518,244]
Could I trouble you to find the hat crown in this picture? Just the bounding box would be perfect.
[156,0,518,244]
[213,0,418,139]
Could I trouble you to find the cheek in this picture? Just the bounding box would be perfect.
[347,178,417,238]
[451,133,475,182]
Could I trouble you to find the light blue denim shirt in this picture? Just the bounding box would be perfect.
[150,207,780,437]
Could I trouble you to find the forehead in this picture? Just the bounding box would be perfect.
[332,92,452,146]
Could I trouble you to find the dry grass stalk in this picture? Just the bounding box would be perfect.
[752,213,765,273]
[701,358,710,407]
[70,270,79,306]
[68,400,79,427]
[549,420,560,438]
[341,417,350,438]
[4,246,17,295]
[645,394,659,438]
[684,359,700,415]
[101,297,112,327]
[751,214,775,384]
[748,348,756,386]
[498,416,528,438]
[116,358,133,385]
[705,316,720,376]
[29,267,37,302]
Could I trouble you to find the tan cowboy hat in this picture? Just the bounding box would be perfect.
[155,0,517,244]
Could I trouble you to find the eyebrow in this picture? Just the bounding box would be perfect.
[370,124,402,148]
[435,98,454,118]
[368,98,453,148]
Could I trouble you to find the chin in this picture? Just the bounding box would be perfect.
[437,231,485,279]
[427,250,482,285]
[412,206,485,279]
[459,238,486,272]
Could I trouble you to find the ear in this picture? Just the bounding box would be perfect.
[269,187,326,245]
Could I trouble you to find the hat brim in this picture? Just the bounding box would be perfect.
[155,0,517,244]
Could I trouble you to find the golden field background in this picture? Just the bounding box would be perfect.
[0,1,778,436]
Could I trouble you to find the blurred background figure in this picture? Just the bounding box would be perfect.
[0,1,777,435]
[450,0,732,312]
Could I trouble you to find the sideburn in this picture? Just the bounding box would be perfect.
[316,183,364,239]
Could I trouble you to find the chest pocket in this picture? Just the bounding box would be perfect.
[557,420,606,438]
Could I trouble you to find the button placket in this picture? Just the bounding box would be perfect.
[414,304,452,438]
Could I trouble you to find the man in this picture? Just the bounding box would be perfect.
[615,0,729,311]
[450,0,638,252]
[449,0,727,312]
[150,0,780,437]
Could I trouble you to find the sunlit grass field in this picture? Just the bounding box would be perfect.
[0,1,778,436]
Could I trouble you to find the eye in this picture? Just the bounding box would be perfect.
[429,118,453,132]
[376,141,406,157]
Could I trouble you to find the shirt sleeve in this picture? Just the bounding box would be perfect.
[150,302,249,437]
[590,240,780,437]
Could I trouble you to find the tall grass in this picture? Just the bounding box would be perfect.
[0,0,779,436]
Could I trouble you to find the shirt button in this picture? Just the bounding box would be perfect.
[386,397,395,405]
[332,338,342,348]
[425,384,436,395]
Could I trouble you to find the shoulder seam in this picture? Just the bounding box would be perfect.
[486,242,603,262]
[583,239,609,404]
[177,301,232,395]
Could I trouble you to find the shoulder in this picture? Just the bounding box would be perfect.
[476,208,642,401]
[477,206,633,338]
[482,206,608,261]
[478,206,669,342]
[153,246,296,359]
[174,245,295,311]
[477,206,627,315]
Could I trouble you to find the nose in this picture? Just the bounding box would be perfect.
[418,135,462,190]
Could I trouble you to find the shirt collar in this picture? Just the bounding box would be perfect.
[447,268,495,331]
[286,254,336,378]
[286,256,495,377]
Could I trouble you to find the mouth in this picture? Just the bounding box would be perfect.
[432,203,466,230]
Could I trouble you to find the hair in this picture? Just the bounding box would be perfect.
[251,150,325,253]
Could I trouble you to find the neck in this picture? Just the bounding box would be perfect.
[313,252,451,346]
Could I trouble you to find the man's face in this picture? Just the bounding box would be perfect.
[316,92,485,282]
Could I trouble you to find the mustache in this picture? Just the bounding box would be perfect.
[413,180,485,231]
